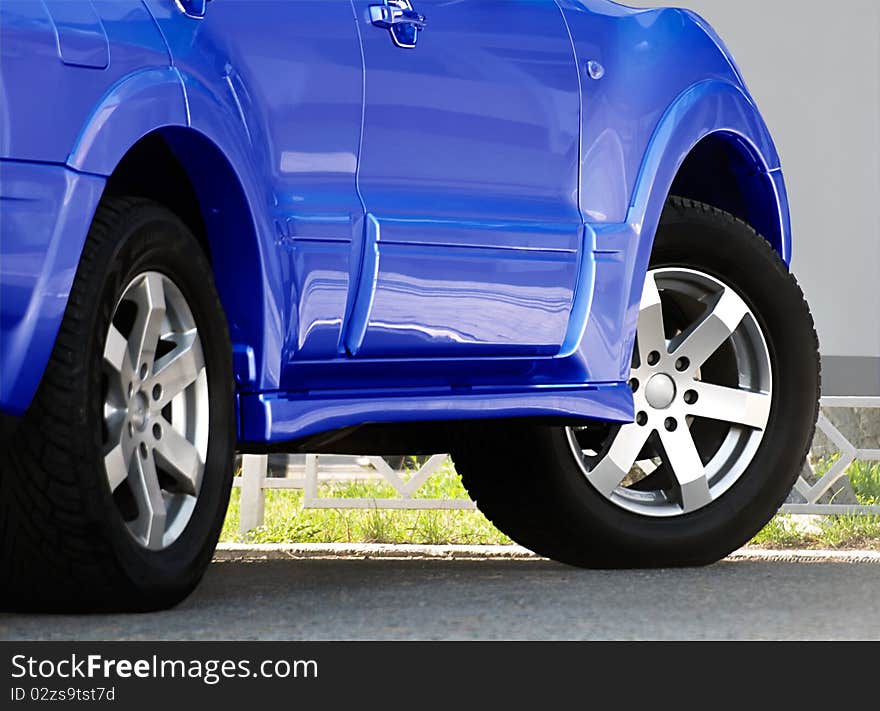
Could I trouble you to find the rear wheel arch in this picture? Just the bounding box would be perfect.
[100,127,270,393]
[66,67,188,175]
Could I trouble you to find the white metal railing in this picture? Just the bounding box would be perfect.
[233,453,475,535]
[782,397,880,516]
[233,397,880,536]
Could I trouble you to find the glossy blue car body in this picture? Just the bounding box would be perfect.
[0,0,791,447]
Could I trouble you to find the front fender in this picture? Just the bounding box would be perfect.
[628,79,785,257]
[558,78,791,388]
[66,66,188,175]
[612,79,790,382]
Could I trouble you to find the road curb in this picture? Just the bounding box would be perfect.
[214,543,539,561]
[214,543,880,564]
[727,548,880,564]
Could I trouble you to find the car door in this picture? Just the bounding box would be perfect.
[345,0,584,359]
[143,0,365,365]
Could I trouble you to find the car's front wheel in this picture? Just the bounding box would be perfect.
[452,197,820,567]
[0,197,235,611]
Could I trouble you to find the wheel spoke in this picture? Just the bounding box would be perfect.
[103,323,132,377]
[659,425,712,513]
[672,286,748,370]
[127,273,166,376]
[103,441,130,492]
[149,331,203,409]
[585,424,651,496]
[154,425,202,496]
[637,272,666,363]
[130,451,167,550]
[689,382,772,430]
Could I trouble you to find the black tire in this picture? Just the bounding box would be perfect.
[452,197,820,567]
[0,197,235,611]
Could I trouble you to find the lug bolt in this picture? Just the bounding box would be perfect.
[630,378,640,393]
[647,351,661,366]
[152,423,162,440]
[665,417,678,432]
[675,357,690,372]
[684,390,698,405]
[152,384,162,401]
[636,411,648,426]
[139,442,148,459]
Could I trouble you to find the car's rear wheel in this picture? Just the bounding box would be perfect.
[452,197,820,567]
[0,197,234,611]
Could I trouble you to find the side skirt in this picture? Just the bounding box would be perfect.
[238,382,632,449]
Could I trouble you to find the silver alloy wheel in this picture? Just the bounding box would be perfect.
[101,271,209,550]
[568,267,773,517]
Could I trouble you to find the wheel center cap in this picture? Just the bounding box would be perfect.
[130,391,149,430]
[645,373,676,410]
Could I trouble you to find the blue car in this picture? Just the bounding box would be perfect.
[0,0,819,610]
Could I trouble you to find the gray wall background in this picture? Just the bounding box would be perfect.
[629,0,880,394]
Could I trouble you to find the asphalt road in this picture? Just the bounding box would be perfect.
[3,554,880,640]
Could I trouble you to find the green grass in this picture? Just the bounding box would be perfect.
[749,514,880,550]
[849,461,880,505]
[812,456,880,505]
[220,460,511,546]
[749,514,813,549]
[219,457,880,550]
[819,515,880,549]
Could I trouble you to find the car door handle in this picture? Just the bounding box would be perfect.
[176,0,210,19]
[369,3,426,31]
